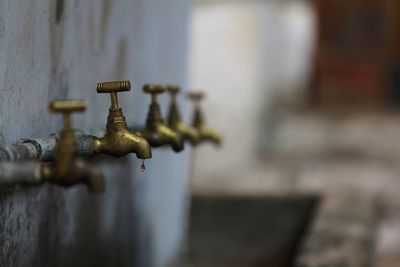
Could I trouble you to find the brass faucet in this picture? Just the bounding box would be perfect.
[188,91,222,146]
[167,85,200,145]
[91,80,152,159]
[41,100,105,192]
[135,84,184,152]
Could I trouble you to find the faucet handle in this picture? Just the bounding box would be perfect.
[49,100,86,129]
[143,84,165,95]
[49,99,86,113]
[167,85,181,96]
[144,84,166,103]
[96,80,131,110]
[96,80,131,93]
[188,91,205,103]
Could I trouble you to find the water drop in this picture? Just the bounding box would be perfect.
[140,160,146,172]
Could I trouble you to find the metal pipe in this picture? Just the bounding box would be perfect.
[0,126,148,162]
[20,134,59,161]
[0,161,42,185]
[0,133,95,162]
[0,160,105,192]
[0,142,39,161]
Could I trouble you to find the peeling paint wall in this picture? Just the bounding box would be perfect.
[0,0,192,266]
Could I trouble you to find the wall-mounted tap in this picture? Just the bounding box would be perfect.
[135,84,184,152]
[91,80,152,159]
[188,91,222,146]
[167,85,200,145]
[42,100,105,192]
[0,100,105,192]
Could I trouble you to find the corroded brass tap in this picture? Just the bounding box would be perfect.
[135,84,184,152]
[91,80,152,159]
[188,91,222,146]
[41,100,105,192]
[167,85,200,145]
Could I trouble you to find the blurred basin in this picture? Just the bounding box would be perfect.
[186,195,319,267]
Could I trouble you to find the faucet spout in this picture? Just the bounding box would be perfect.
[137,123,184,152]
[193,106,222,146]
[189,91,222,146]
[196,124,222,145]
[174,123,200,145]
[92,128,152,159]
[131,135,153,159]
[41,160,105,192]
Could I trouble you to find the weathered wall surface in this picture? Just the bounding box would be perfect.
[0,0,191,266]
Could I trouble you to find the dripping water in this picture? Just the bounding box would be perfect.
[140,159,146,172]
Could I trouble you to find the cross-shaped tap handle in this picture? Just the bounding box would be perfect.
[167,85,181,95]
[49,100,86,130]
[97,80,131,110]
[143,84,166,103]
[188,91,205,103]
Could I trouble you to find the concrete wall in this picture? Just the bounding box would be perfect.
[189,0,315,181]
[0,0,192,266]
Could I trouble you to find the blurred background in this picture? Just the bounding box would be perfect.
[187,0,400,267]
[1,0,400,266]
